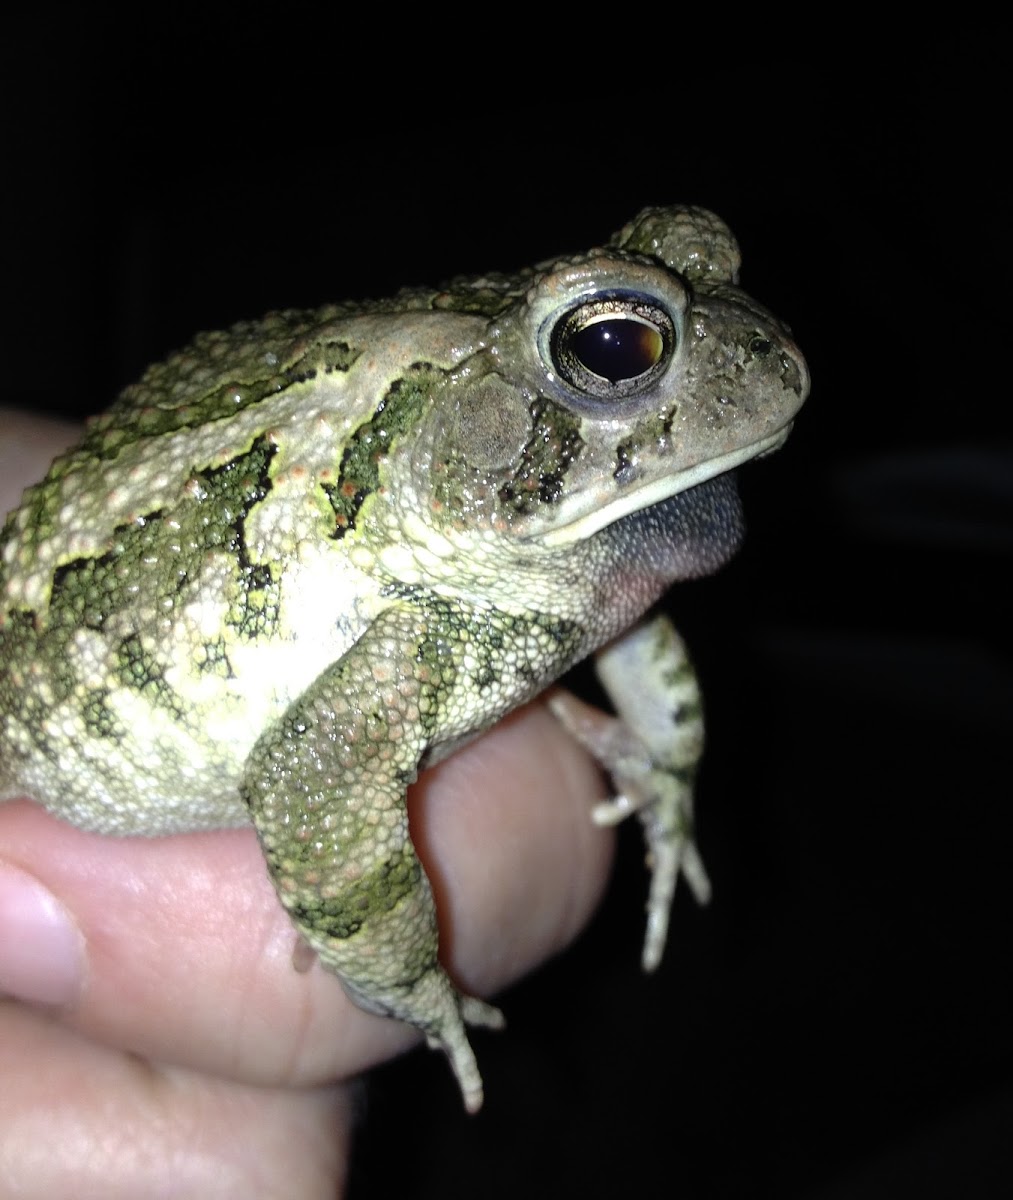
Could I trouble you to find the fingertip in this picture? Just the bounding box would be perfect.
[0,858,85,1006]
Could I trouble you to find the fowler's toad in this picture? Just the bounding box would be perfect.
[0,207,809,1110]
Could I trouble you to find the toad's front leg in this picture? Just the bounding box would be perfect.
[240,606,502,1114]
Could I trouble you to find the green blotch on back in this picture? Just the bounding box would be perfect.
[46,435,279,634]
[82,688,127,741]
[323,367,438,536]
[3,437,283,731]
[116,634,186,720]
[73,312,362,462]
[0,610,64,765]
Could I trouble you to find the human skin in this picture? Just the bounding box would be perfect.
[0,410,615,1199]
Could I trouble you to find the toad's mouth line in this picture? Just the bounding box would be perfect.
[537,423,794,547]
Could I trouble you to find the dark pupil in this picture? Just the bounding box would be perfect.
[570,318,663,383]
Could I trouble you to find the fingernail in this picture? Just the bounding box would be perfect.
[0,862,85,1005]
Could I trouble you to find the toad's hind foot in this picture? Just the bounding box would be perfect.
[424,991,506,1114]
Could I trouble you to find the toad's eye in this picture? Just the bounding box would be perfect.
[550,296,675,398]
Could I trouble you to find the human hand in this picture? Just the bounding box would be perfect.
[0,411,615,1198]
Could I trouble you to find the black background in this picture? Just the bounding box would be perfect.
[4,28,1009,1198]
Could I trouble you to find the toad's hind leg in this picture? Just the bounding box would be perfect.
[240,621,502,1113]
[550,613,711,972]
